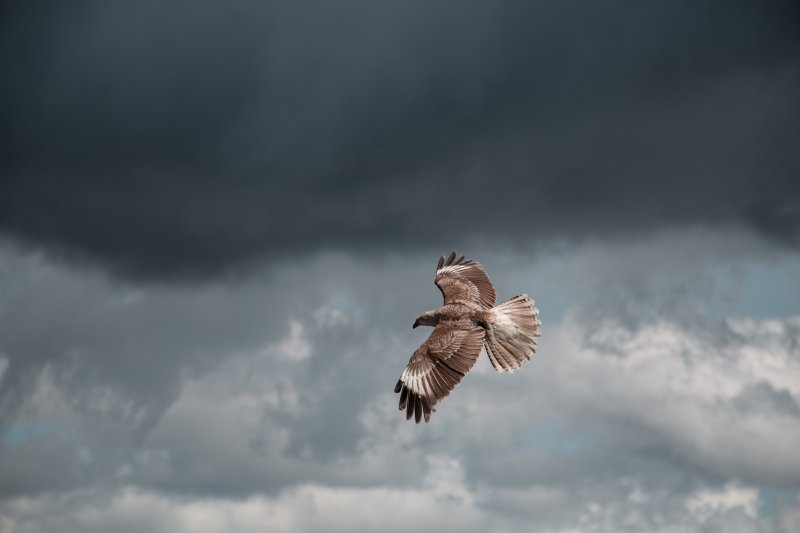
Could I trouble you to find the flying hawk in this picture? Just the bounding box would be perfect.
[394,251,541,423]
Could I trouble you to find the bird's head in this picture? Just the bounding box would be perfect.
[413,311,438,329]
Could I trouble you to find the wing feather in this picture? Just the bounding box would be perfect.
[394,325,485,423]
[434,250,496,308]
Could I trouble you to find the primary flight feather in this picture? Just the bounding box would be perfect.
[394,251,541,423]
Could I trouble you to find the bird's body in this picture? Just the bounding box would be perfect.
[419,302,488,328]
[395,251,541,423]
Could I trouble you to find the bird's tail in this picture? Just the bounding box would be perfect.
[484,294,541,372]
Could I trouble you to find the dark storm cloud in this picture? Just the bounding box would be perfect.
[1,0,798,278]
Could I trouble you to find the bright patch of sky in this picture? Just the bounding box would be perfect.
[709,257,800,319]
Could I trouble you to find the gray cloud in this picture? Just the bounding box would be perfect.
[2,2,799,529]
[0,242,434,497]
[1,232,799,530]
[1,1,798,278]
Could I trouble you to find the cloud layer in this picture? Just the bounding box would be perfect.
[1,1,799,278]
[1,2,799,530]
[1,232,799,531]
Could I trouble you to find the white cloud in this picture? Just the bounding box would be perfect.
[265,320,312,361]
[551,315,800,485]
[687,483,759,522]
[0,460,488,533]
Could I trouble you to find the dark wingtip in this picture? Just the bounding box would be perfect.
[399,384,409,410]
[446,250,456,265]
[394,379,402,394]
[437,255,445,270]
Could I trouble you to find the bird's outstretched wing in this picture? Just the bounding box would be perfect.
[435,251,496,308]
[394,325,485,423]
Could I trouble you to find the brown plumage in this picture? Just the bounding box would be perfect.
[394,251,541,423]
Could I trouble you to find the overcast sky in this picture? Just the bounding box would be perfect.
[1,1,799,532]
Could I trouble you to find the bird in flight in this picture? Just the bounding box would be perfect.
[394,251,541,423]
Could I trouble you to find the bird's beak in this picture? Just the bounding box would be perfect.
[413,319,419,329]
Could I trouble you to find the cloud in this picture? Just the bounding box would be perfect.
[687,484,759,522]
[0,466,487,533]
[267,321,312,361]
[1,3,798,528]
[1,233,798,530]
[0,241,432,497]
[1,1,798,278]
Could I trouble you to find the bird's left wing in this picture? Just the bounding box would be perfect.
[394,325,485,423]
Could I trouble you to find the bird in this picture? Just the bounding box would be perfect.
[394,251,541,423]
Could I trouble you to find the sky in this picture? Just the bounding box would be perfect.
[1,1,799,531]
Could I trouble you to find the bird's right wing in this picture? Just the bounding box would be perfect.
[435,251,496,308]
[394,325,485,423]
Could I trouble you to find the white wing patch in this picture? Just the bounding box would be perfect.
[400,366,428,397]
